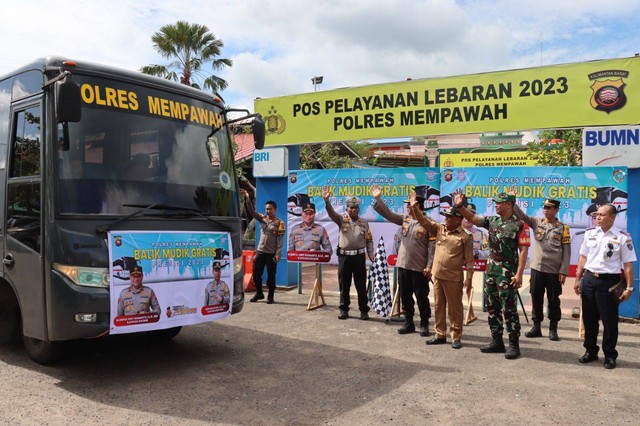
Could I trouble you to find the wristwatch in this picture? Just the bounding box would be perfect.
[625,287,634,292]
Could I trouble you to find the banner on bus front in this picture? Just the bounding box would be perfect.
[108,231,233,335]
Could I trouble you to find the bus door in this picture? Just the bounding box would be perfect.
[4,103,46,340]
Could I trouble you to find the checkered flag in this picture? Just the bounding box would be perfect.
[368,236,392,319]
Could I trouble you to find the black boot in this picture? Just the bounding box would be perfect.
[419,321,430,337]
[398,318,415,334]
[266,288,275,304]
[505,334,521,359]
[480,332,506,353]
[250,287,264,303]
[548,321,559,341]
[525,321,542,338]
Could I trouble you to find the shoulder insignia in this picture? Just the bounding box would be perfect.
[464,228,472,235]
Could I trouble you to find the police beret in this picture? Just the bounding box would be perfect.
[346,197,361,207]
[302,203,316,212]
[543,199,560,208]
[212,261,222,270]
[493,192,516,203]
[129,265,143,275]
[440,207,462,218]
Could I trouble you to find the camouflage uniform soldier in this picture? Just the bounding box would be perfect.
[204,261,230,306]
[322,186,374,320]
[243,189,285,304]
[117,265,161,316]
[371,184,435,336]
[455,189,530,359]
[512,196,571,341]
[288,203,333,253]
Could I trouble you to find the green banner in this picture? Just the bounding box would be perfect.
[255,57,640,146]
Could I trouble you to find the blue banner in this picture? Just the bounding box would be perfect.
[287,167,440,264]
[108,231,233,334]
[440,166,629,271]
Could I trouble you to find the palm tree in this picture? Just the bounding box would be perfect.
[140,21,232,92]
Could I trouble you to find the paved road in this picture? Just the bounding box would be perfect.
[0,289,639,425]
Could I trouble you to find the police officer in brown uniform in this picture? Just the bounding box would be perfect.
[117,265,161,316]
[512,195,571,341]
[322,186,374,320]
[288,203,333,253]
[371,184,435,336]
[410,194,474,348]
[242,189,285,304]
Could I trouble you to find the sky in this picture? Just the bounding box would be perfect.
[2,0,640,127]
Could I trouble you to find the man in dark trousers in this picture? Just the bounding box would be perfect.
[322,186,374,320]
[574,204,636,369]
[371,184,435,336]
[511,193,571,341]
[242,189,285,304]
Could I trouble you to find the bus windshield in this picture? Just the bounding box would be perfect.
[56,75,238,217]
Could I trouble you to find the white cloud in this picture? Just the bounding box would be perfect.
[2,0,640,114]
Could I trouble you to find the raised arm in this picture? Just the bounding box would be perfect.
[322,186,342,225]
[242,189,263,222]
[508,186,537,229]
[453,188,479,226]
[407,191,439,235]
[371,184,404,226]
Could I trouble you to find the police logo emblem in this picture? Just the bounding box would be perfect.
[114,236,122,247]
[588,70,629,114]
[443,169,453,182]
[265,106,286,135]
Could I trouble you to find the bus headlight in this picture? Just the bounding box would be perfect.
[234,256,243,275]
[53,263,110,288]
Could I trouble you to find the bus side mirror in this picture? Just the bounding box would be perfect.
[252,114,265,150]
[55,76,82,123]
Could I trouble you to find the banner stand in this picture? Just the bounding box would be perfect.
[388,284,403,321]
[464,287,478,326]
[306,264,326,310]
[578,300,585,338]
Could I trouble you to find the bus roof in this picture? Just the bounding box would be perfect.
[1,56,225,107]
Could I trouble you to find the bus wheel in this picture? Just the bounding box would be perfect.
[147,326,182,340]
[22,336,64,365]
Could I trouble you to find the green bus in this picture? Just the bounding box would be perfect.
[0,57,264,363]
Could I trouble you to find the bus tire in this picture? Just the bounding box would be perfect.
[22,336,64,365]
[147,326,182,340]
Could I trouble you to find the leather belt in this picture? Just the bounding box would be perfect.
[585,270,619,279]
[338,248,366,256]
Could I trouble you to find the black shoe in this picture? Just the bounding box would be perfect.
[250,293,264,303]
[426,337,447,345]
[578,352,599,364]
[548,329,559,341]
[360,312,369,321]
[451,340,462,349]
[419,327,430,337]
[524,323,542,338]
[604,358,616,369]
[338,310,349,320]
[266,298,274,304]
[397,323,415,334]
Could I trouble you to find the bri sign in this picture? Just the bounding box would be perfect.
[583,126,640,168]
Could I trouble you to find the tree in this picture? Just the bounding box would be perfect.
[140,21,232,92]
[527,129,583,166]
[301,143,353,169]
